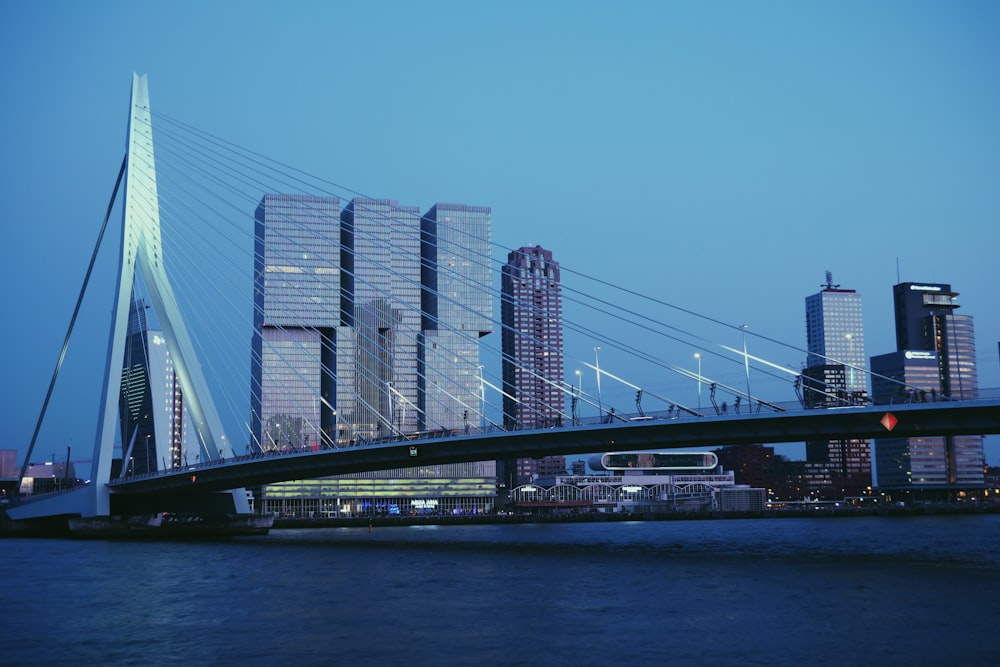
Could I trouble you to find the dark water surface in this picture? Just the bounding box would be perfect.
[2,515,999,666]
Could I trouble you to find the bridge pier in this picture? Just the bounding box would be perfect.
[3,483,269,538]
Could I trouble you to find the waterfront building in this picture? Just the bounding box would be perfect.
[713,444,775,490]
[252,194,343,451]
[870,282,985,493]
[508,451,765,513]
[802,273,871,496]
[500,245,566,487]
[342,197,423,437]
[419,204,494,432]
[252,194,497,516]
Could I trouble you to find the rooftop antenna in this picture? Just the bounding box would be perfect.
[895,257,901,283]
[822,270,839,290]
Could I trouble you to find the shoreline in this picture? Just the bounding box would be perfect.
[271,502,1000,530]
[3,503,997,538]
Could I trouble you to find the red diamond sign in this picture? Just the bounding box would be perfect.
[880,412,898,431]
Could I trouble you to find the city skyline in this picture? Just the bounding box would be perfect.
[2,3,999,466]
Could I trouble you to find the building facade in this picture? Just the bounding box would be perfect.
[251,194,343,451]
[119,294,190,474]
[500,245,566,486]
[419,204,494,432]
[802,273,871,496]
[871,282,985,493]
[508,452,765,514]
[252,194,497,515]
[804,272,867,395]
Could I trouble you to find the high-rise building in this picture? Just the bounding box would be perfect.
[804,272,866,395]
[802,273,871,497]
[870,281,985,492]
[252,194,496,515]
[342,197,423,437]
[500,245,566,486]
[251,194,342,452]
[419,204,493,433]
[891,282,979,400]
[119,293,190,475]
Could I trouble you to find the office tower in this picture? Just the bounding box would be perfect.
[500,245,565,486]
[252,195,496,515]
[802,272,871,496]
[119,293,190,474]
[341,198,422,437]
[870,281,984,492]
[419,204,494,432]
[891,282,978,399]
[804,272,866,396]
[252,194,342,451]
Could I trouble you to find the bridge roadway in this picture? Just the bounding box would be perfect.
[109,399,1000,496]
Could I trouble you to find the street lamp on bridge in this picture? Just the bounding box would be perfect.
[573,369,583,425]
[741,324,751,407]
[594,346,603,419]
[478,365,486,431]
[694,352,702,410]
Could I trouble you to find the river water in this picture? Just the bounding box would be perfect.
[2,514,999,666]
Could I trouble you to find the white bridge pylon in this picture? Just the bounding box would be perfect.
[11,74,249,520]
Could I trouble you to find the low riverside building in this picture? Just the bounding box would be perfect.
[509,451,765,514]
[256,462,496,518]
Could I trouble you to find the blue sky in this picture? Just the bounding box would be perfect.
[2,1,999,466]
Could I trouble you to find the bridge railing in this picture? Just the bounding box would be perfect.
[108,387,1000,483]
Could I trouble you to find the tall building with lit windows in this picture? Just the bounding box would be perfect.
[419,203,494,433]
[341,197,423,437]
[120,293,190,475]
[870,281,984,492]
[251,194,343,453]
[500,245,566,487]
[802,272,870,497]
[251,194,497,516]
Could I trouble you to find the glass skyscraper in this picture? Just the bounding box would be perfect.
[802,272,870,496]
[342,198,422,437]
[120,293,190,475]
[251,194,342,452]
[804,272,866,396]
[252,194,496,516]
[870,281,984,492]
[420,204,493,432]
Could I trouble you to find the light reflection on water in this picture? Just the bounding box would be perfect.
[2,514,999,666]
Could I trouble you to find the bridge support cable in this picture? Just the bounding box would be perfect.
[581,361,702,419]
[150,213,370,449]
[147,120,720,431]
[143,97,901,450]
[148,113,728,426]
[17,154,127,489]
[145,135,504,438]
[155,112,918,423]
[152,132,728,438]
[145,143,439,444]
[91,73,250,515]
